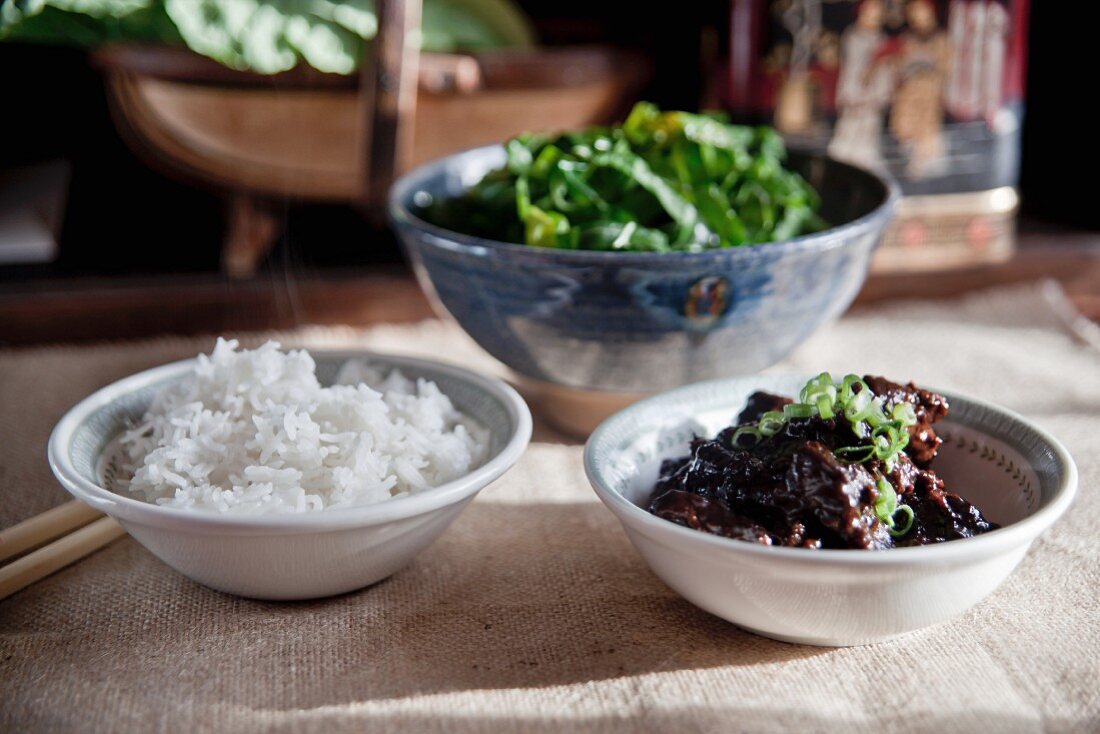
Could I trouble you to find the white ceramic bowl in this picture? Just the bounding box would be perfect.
[584,374,1077,646]
[49,351,531,600]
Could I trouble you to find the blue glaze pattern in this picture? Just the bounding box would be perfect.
[390,146,898,392]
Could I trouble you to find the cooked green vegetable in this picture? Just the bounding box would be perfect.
[425,102,826,251]
[1,0,535,74]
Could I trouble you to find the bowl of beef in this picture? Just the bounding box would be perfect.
[584,373,1077,646]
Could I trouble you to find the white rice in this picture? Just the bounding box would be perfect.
[117,338,489,515]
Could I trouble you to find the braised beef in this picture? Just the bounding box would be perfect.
[862,375,948,467]
[650,491,774,544]
[781,441,892,549]
[647,377,998,550]
[737,392,794,424]
[899,483,998,546]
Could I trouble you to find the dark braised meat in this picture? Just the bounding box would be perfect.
[900,480,998,546]
[737,392,794,424]
[863,375,948,467]
[650,491,774,544]
[651,425,891,549]
[648,377,998,550]
[781,441,892,549]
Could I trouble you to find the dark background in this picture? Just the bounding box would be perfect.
[0,1,1087,280]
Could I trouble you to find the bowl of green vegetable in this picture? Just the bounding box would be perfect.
[390,103,898,397]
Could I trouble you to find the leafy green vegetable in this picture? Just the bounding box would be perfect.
[1,0,180,46]
[420,0,534,53]
[426,102,825,251]
[1,0,535,74]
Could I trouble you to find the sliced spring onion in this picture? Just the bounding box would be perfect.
[727,373,918,471]
[892,402,917,425]
[731,425,762,447]
[835,445,875,462]
[887,505,916,537]
[875,476,916,537]
[874,476,897,522]
[839,374,868,404]
[798,372,835,403]
[844,389,874,421]
[757,411,787,437]
[799,372,837,420]
[783,403,816,419]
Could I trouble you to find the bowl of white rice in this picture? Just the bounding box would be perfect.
[48,340,531,600]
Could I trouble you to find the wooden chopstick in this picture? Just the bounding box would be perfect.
[0,516,126,601]
[0,499,104,563]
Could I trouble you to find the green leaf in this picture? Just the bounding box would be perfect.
[524,206,570,249]
[420,0,534,52]
[425,102,826,252]
[577,221,669,252]
[591,146,701,238]
[676,111,755,154]
[2,0,173,45]
[505,136,539,176]
[694,184,746,246]
[3,0,535,74]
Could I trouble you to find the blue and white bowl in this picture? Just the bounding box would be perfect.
[390,146,898,394]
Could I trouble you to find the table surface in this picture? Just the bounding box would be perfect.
[2,283,1098,733]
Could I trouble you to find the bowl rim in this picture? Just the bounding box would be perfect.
[388,144,901,264]
[48,350,533,535]
[584,373,1078,566]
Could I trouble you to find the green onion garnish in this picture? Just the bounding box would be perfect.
[729,373,918,471]
[731,425,762,447]
[835,445,875,462]
[874,476,898,522]
[757,411,787,437]
[783,403,816,419]
[887,505,916,538]
[875,476,915,537]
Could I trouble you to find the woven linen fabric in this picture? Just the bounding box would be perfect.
[1,282,1098,733]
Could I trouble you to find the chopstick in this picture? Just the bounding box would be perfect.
[0,499,103,563]
[0,503,126,601]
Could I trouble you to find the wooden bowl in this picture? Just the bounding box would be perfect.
[91,44,649,202]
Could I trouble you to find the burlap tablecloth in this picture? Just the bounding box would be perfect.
[2,282,1098,733]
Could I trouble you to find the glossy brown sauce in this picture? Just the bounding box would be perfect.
[647,376,998,549]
